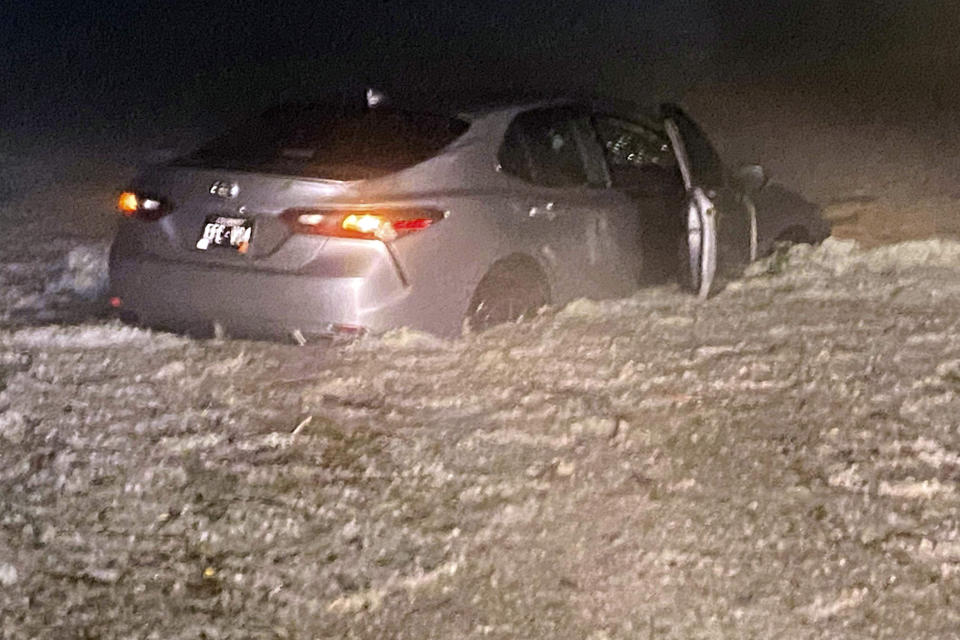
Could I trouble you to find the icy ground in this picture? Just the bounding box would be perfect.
[3,89,960,637]
[1,231,960,638]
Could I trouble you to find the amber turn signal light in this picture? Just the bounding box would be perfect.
[118,192,139,216]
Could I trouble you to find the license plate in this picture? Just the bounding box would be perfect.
[196,215,253,253]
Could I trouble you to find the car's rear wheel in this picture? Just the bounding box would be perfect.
[466,258,550,332]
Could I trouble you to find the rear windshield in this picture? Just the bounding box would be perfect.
[175,104,470,180]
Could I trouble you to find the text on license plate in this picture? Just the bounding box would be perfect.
[196,216,253,253]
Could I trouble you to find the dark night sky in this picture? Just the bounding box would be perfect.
[2,1,958,134]
[3,1,709,109]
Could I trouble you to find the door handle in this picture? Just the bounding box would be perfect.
[528,201,556,220]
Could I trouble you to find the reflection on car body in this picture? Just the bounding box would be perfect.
[108,93,826,340]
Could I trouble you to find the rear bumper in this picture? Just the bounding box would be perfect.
[108,254,410,340]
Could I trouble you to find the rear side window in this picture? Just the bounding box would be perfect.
[498,122,533,182]
[498,108,589,188]
[176,104,469,180]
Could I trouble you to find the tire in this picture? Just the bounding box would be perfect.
[776,226,811,245]
[466,259,550,332]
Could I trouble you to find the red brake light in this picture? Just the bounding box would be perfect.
[392,217,434,231]
[280,208,444,241]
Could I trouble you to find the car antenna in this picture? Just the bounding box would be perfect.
[366,87,389,109]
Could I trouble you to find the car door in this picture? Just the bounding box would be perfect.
[590,114,686,285]
[661,104,750,296]
[569,115,647,295]
[663,116,717,298]
[497,106,617,301]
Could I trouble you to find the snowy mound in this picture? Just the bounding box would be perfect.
[44,241,110,300]
[745,236,960,281]
[6,323,183,349]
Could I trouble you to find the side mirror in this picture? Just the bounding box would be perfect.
[736,163,768,195]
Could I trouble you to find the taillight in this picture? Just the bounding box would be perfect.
[117,191,170,221]
[280,208,445,241]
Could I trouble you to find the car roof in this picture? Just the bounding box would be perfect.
[452,93,663,126]
[245,91,666,132]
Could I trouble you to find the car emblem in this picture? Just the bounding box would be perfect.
[209,181,239,199]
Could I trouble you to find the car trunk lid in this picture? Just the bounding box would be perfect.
[130,167,359,270]
[127,103,469,269]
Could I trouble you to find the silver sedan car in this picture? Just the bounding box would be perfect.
[108,95,824,340]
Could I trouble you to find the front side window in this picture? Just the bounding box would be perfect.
[660,104,724,189]
[593,116,680,191]
[498,108,588,188]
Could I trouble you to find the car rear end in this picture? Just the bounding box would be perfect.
[108,102,485,339]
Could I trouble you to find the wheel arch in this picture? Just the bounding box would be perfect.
[474,252,552,303]
[462,251,553,330]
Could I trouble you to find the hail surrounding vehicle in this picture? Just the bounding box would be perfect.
[108,93,826,340]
